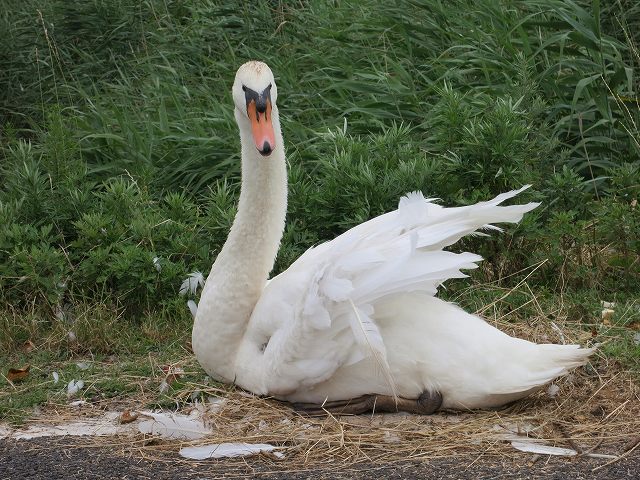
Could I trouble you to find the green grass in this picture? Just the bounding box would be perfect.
[0,307,196,425]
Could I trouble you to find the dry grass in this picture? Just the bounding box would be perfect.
[6,283,639,471]
[126,299,639,467]
[29,367,639,473]
[30,352,638,470]
[148,365,639,466]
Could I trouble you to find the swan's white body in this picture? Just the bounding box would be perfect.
[192,62,593,411]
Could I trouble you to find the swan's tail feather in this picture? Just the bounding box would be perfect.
[495,343,595,395]
[535,343,595,376]
[538,343,596,366]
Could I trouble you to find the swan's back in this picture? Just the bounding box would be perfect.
[231,185,594,409]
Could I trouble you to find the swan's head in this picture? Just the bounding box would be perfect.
[232,61,278,157]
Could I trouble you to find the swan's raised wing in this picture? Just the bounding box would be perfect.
[236,187,538,396]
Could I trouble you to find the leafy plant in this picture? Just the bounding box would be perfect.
[0,0,638,332]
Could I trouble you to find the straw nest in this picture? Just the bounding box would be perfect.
[146,364,639,466]
[13,292,640,471]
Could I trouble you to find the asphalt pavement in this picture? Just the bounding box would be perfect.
[2,437,639,479]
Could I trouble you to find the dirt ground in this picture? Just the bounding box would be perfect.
[1,436,639,479]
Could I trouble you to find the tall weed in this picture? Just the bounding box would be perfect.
[0,0,638,323]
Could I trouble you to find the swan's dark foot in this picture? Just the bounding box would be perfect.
[415,390,443,414]
[293,395,377,416]
[293,390,442,416]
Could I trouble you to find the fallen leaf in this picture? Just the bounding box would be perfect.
[8,365,30,382]
[119,410,139,424]
[22,340,35,353]
[160,365,185,385]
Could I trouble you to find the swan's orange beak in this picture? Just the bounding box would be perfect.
[247,99,275,156]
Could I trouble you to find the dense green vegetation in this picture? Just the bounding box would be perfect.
[0,0,638,363]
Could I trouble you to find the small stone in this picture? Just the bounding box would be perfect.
[601,308,615,325]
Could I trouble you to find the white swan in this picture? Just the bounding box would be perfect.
[192,61,594,414]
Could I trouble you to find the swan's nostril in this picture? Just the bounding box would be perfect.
[259,142,273,156]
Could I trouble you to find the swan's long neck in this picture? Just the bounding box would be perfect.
[192,106,287,381]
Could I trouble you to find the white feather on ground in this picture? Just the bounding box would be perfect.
[179,443,283,460]
[137,411,211,440]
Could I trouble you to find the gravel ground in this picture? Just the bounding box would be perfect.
[1,437,638,480]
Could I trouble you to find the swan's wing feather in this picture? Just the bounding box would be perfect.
[249,187,538,395]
